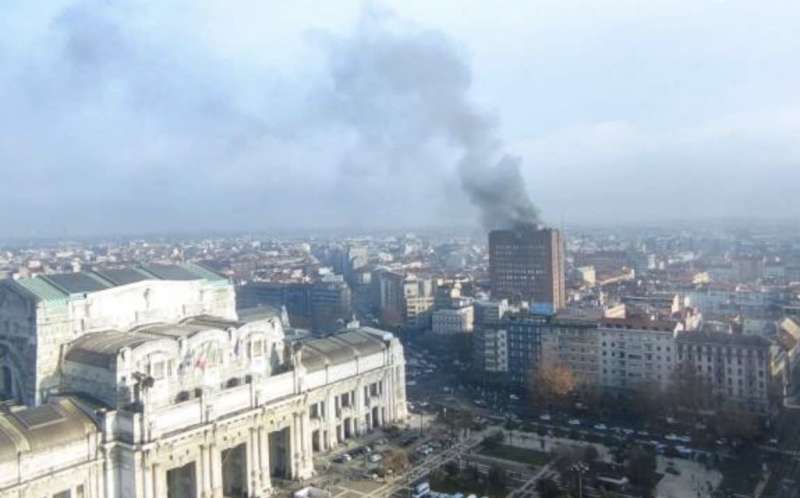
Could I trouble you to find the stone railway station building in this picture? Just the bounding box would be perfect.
[0,264,407,498]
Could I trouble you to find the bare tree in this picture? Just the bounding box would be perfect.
[530,360,577,410]
[382,449,409,474]
[625,445,658,495]
[715,402,761,442]
[631,380,667,419]
[667,360,712,414]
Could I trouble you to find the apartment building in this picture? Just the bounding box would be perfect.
[676,331,774,413]
[598,318,682,392]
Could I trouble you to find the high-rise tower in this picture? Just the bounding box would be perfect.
[488,226,566,312]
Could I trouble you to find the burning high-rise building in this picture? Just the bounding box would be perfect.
[489,226,566,312]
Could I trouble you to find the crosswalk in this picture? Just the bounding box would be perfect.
[504,463,556,498]
[361,427,501,498]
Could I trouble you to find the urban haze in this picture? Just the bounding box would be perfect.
[1,1,800,236]
[1,2,800,498]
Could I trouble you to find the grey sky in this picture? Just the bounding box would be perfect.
[1,0,799,236]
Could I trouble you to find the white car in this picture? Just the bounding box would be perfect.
[568,419,581,426]
[539,414,552,421]
[594,424,608,431]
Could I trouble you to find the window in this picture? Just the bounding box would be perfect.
[251,339,264,358]
[53,491,71,498]
[150,360,165,380]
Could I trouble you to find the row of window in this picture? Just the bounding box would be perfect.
[678,344,766,359]
[141,338,270,381]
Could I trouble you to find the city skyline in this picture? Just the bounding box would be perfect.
[2,3,800,496]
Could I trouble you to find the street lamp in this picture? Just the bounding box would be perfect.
[570,462,589,498]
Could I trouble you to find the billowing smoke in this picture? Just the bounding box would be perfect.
[319,9,540,230]
[0,3,541,234]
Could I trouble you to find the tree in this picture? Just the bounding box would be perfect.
[531,360,577,410]
[444,461,459,477]
[715,403,761,442]
[583,445,600,463]
[487,465,507,495]
[451,334,473,365]
[441,409,473,434]
[625,445,658,494]
[483,431,504,450]
[464,464,480,482]
[553,445,583,481]
[383,449,409,473]
[631,380,666,419]
[536,478,562,498]
[668,360,712,413]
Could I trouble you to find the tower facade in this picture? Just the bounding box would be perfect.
[489,227,566,312]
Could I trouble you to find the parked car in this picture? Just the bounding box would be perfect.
[539,414,552,421]
[568,419,581,426]
[594,424,608,431]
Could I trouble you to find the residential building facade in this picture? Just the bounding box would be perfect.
[598,318,681,392]
[432,306,474,335]
[676,331,773,413]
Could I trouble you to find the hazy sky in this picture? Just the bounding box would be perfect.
[2,0,799,236]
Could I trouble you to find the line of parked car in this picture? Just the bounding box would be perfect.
[332,439,390,464]
[533,414,702,459]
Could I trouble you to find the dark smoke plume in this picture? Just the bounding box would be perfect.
[319,9,540,230]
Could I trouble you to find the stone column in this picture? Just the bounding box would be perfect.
[247,427,257,495]
[326,392,337,449]
[382,372,392,422]
[354,380,364,435]
[300,409,313,479]
[142,453,153,498]
[258,426,272,495]
[286,417,296,479]
[199,444,210,498]
[209,443,223,498]
[154,463,167,498]
[293,412,306,479]
[103,447,114,498]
